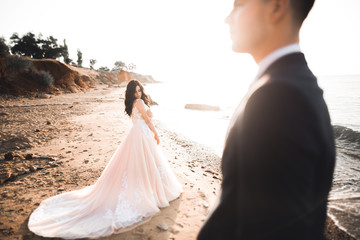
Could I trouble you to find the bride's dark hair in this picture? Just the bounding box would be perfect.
[124,79,150,116]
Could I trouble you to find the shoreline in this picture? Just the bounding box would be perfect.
[0,84,354,239]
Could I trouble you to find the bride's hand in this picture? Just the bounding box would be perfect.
[154,134,160,145]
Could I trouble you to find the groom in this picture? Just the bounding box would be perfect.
[198,0,335,239]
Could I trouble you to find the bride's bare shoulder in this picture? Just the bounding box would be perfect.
[134,99,144,104]
[134,99,145,109]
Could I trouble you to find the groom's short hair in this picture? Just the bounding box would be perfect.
[289,0,315,27]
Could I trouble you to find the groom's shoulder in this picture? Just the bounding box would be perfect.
[249,79,320,116]
[262,57,320,102]
[266,53,317,84]
[249,82,305,108]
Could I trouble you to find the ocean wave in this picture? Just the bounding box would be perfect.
[333,125,360,147]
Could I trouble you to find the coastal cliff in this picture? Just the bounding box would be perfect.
[0,56,155,96]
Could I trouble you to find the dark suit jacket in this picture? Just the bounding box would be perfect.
[197,53,335,240]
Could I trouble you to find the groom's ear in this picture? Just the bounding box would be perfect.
[266,0,290,24]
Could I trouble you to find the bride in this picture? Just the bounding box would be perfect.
[28,79,183,239]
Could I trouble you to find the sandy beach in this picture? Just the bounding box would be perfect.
[0,84,355,240]
[0,84,222,240]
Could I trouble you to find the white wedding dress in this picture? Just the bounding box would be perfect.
[28,99,183,239]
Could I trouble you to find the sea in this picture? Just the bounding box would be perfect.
[146,74,360,238]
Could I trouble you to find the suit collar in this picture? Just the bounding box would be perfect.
[255,52,306,83]
[255,43,301,80]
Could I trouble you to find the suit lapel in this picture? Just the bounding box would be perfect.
[226,74,270,138]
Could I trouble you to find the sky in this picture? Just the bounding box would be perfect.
[1,0,360,84]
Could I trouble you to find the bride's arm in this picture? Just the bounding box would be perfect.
[134,99,159,144]
[146,109,153,119]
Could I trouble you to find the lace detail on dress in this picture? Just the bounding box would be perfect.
[103,191,142,227]
[131,100,149,124]
[104,172,145,228]
[131,107,142,121]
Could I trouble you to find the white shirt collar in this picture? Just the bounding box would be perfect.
[255,43,301,80]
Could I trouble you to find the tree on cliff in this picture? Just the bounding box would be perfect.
[77,49,83,67]
[39,35,64,59]
[9,32,69,60]
[10,32,42,59]
[89,59,97,70]
[0,37,10,57]
[112,61,126,72]
[62,39,72,64]
[127,63,136,72]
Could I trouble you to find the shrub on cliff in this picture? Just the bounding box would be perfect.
[6,55,32,73]
[38,71,54,86]
[98,66,110,72]
[0,37,9,57]
[0,55,32,82]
